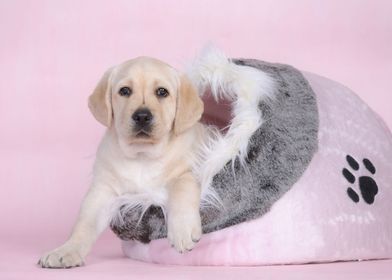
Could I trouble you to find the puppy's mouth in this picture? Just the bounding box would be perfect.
[130,128,157,144]
[134,130,151,138]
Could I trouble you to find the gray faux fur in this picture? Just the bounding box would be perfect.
[110,59,319,243]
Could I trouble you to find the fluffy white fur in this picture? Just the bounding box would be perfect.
[187,46,275,207]
[109,193,167,227]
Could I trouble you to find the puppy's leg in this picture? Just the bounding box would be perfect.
[38,185,116,268]
[167,172,202,253]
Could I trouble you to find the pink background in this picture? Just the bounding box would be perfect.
[0,0,391,279]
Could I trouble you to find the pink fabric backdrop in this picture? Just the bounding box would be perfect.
[0,1,391,278]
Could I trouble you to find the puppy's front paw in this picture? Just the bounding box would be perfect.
[38,244,84,269]
[167,212,202,253]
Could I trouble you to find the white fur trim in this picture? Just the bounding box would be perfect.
[109,193,167,227]
[188,46,275,207]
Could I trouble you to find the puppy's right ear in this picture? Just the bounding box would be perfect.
[88,68,113,127]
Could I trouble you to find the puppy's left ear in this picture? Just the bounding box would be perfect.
[173,76,204,135]
[88,68,113,127]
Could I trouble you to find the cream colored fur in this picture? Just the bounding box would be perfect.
[38,57,204,268]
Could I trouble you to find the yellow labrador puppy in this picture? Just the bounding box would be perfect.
[38,57,204,268]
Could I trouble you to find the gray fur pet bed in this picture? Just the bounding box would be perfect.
[111,48,392,265]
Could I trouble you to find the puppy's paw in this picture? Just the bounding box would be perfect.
[167,212,202,253]
[38,244,84,269]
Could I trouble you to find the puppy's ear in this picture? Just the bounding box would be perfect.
[88,68,113,127]
[173,76,204,135]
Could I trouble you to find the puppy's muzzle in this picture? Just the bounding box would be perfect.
[132,108,153,134]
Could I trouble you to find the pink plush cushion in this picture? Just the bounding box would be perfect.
[122,72,392,265]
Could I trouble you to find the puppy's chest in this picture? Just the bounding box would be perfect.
[114,159,167,195]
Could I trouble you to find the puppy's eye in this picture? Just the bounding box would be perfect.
[156,87,169,98]
[119,87,132,97]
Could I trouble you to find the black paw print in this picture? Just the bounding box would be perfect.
[342,155,378,204]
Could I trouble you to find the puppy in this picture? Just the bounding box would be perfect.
[38,57,205,268]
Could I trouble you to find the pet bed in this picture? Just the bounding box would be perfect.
[110,48,392,265]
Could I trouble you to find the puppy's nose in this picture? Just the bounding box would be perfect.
[132,108,153,127]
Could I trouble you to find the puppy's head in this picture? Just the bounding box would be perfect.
[88,57,203,146]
